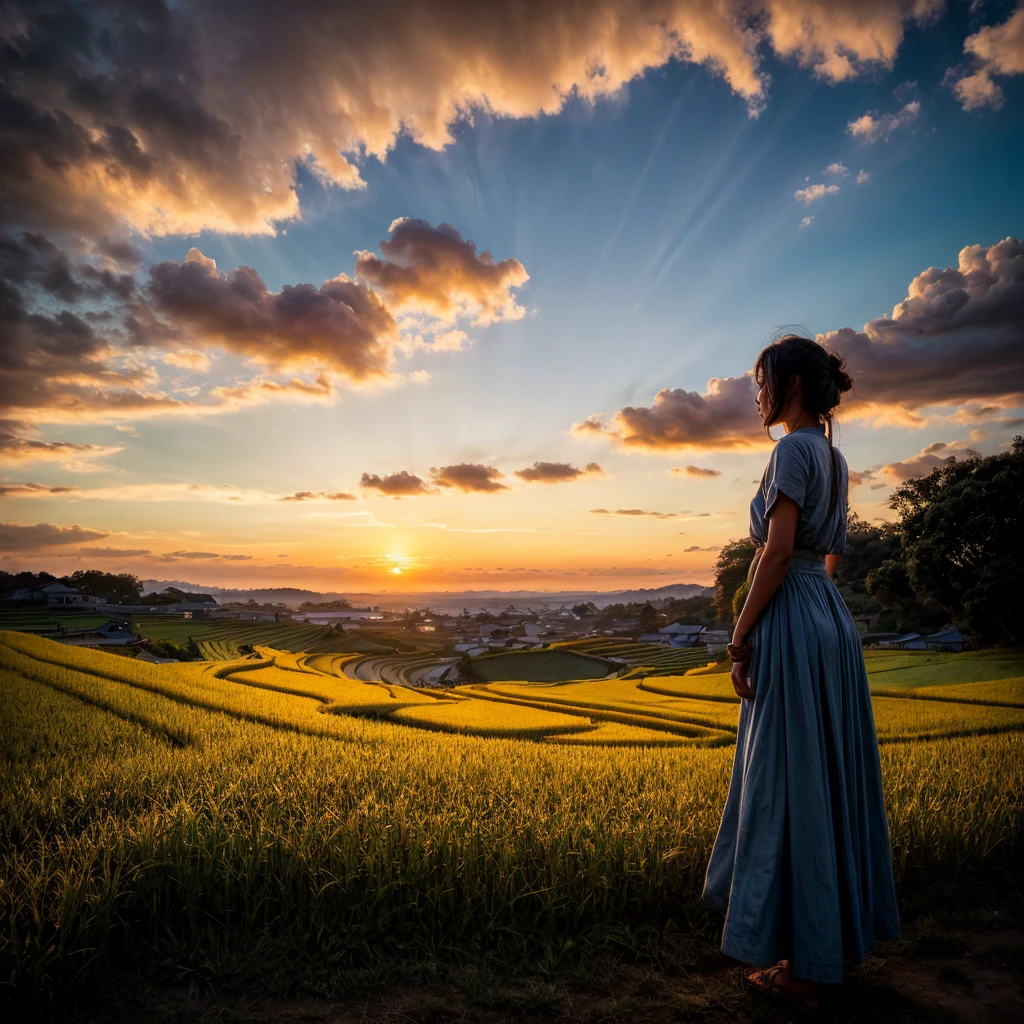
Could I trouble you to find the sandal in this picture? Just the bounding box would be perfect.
[744,962,823,1014]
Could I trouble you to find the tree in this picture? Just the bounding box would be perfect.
[61,570,141,604]
[887,436,1024,646]
[0,570,56,596]
[638,601,661,633]
[713,538,755,622]
[572,602,597,617]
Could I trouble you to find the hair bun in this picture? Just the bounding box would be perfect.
[827,351,854,393]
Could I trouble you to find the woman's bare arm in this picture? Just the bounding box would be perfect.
[825,553,841,579]
[733,493,800,647]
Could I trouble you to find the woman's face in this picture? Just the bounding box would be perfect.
[755,378,771,425]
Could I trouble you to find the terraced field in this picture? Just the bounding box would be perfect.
[0,607,112,633]
[2,630,1022,1014]
[188,620,402,658]
[553,637,720,677]
[465,646,620,682]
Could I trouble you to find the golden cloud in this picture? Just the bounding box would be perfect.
[0,2,942,238]
[948,5,1024,110]
[355,219,529,326]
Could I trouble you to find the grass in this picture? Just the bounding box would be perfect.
[1,634,1022,1018]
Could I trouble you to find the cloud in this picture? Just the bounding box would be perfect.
[794,183,839,204]
[354,219,529,326]
[430,463,509,493]
[359,470,434,497]
[0,2,943,239]
[590,508,682,519]
[142,250,397,379]
[0,221,521,429]
[0,521,109,551]
[683,544,721,552]
[573,374,763,451]
[819,236,1024,417]
[846,100,920,142]
[856,169,870,184]
[0,481,315,504]
[0,482,81,497]
[0,430,122,469]
[395,327,471,356]
[669,466,722,478]
[799,215,815,230]
[513,461,604,483]
[0,230,135,304]
[760,1,942,84]
[79,547,152,557]
[279,490,357,502]
[823,162,848,175]
[872,442,983,485]
[162,350,212,371]
[947,5,1024,110]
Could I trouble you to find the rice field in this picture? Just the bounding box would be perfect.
[1,631,1022,1014]
[465,645,619,681]
[553,637,720,677]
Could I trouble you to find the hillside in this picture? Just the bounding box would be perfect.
[140,579,712,610]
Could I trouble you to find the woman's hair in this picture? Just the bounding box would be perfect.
[752,334,853,445]
[753,333,854,524]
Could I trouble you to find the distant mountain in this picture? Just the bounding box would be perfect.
[141,579,711,611]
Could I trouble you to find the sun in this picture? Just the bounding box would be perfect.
[390,566,403,575]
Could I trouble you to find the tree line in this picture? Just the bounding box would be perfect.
[0,571,216,607]
[713,436,1024,646]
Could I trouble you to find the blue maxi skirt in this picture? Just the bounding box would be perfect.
[703,556,900,983]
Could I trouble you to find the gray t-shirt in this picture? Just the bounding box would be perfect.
[749,425,848,554]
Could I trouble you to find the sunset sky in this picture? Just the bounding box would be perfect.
[2,0,1023,593]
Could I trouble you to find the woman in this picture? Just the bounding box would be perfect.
[703,335,899,1013]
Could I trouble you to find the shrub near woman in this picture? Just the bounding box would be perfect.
[703,335,899,1014]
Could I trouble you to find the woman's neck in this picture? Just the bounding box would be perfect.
[781,406,820,435]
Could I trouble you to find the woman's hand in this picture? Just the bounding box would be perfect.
[731,659,754,700]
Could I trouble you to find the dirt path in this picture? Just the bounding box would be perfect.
[80,917,1024,1023]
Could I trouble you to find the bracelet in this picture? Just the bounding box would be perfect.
[726,641,752,662]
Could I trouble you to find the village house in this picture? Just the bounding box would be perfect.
[659,623,706,647]
[11,582,97,608]
[639,632,672,645]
